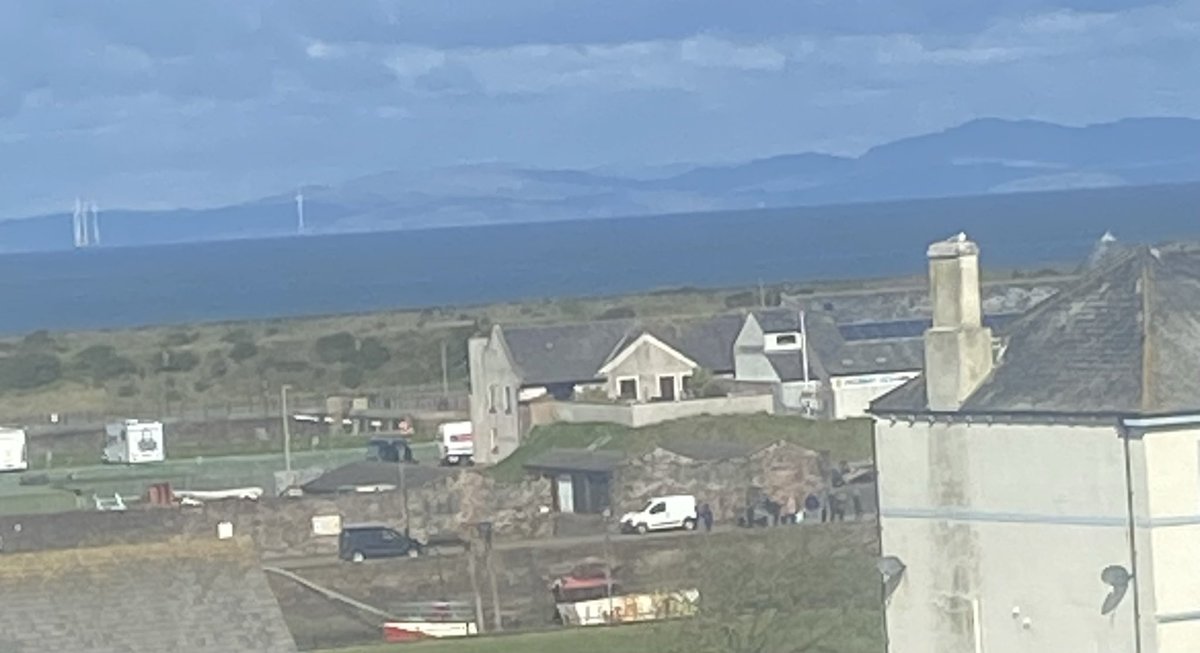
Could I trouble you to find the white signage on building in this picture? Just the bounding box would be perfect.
[311,515,342,536]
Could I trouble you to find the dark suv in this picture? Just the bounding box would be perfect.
[338,524,423,563]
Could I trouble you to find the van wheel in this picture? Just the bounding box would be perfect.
[351,551,365,563]
[636,523,649,535]
[683,518,697,531]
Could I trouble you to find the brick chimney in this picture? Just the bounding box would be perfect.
[924,233,993,411]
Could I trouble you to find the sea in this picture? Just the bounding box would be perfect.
[3,186,1200,335]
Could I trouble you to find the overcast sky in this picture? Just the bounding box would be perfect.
[2,0,1198,216]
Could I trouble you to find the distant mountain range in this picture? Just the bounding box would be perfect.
[5,116,1200,253]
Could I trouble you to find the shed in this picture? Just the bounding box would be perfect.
[524,448,625,515]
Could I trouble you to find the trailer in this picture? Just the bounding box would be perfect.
[0,427,28,472]
[102,420,165,464]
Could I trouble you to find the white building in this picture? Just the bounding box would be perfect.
[870,235,1200,652]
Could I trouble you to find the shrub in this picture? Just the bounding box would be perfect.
[340,366,365,388]
[117,384,138,398]
[157,350,199,373]
[356,337,390,370]
[597,306,636,320]
[221,329,255,344]
[73,345,137,383]
[162,330,199,347]
[724,291,756,309]
[228,341,259,362]
[0,353,63,390]
[21,331,58,351]
[315,332,357,364]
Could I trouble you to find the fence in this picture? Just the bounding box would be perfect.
[4,385,469,431]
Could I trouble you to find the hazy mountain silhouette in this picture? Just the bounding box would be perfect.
[4,117,1200,252]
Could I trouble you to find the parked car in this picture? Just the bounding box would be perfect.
[365,437,416,464]
[338,523,423,563]
[619,495,697,534]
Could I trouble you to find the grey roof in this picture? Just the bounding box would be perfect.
[873,245,1200,416]
[501,313,749,385]
[524,448,625,473]
[753,308,802,333]
[0,538,297,653]
[303,461,452,494]
[838,314,1020,342]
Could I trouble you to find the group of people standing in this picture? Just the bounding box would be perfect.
[784,460,867,524]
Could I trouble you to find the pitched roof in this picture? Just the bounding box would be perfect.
[0,537,297,653]
[524,448,625,473]
[500,313,748,385]
[873,245,1200,416]
[302,461,453,494]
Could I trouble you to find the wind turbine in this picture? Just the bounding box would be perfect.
[295,189,305,234]
[90,201,101,245]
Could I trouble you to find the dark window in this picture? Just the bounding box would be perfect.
[618,378,637,400]
[775,334,797,346]
[649,502,666,514]
[504,386,513,414]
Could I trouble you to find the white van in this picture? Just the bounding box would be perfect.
[0,427,28,472]
[437,421,474,466]
[619,495,698,535]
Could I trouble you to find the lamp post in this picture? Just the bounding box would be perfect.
[281,384,292,473]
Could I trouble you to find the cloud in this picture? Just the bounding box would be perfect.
[0,0,1198,216]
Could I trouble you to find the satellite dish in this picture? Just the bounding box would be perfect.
[877,556,906,600]
[1100,565,1132,615]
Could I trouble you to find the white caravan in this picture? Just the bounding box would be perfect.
[0,427,28,472]
[436,421,475,466]
[619,495,698,534]
[102,420,165,464]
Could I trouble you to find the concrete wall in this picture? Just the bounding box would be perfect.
[1142,425,1200,651]
[540,394,774,429]
[602,338,695,401]
[875,419,1152,653]
[468,329,523,464]
[830,371,919,419]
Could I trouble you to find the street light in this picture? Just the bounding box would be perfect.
[281,384,292,473]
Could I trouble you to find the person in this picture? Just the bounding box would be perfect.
[830,490,846,522]
[697,502,714,532]
[804,492,820,523]
[851,484,864,520]
[783,495,798,525]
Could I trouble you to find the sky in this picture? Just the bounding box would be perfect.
[1,0,1199,216]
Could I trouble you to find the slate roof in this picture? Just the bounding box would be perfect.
[303,461,453,494]
[523,448,626,473]
[872,245,1200,416]
[0,537,297,653]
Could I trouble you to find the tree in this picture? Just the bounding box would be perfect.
[658,527,882,653]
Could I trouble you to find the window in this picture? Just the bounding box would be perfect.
[649,502,666,514]
[488,384,497,412]
[504,386,513,414]
[489,428,497,453]
[775,334,797,346]
[618,377,638,400]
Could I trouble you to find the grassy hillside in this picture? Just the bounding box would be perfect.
[490,414,873,482]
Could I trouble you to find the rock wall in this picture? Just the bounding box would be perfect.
[614,442,827,521]
[0,471,552,559]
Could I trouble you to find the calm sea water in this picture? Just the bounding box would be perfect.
[2,187,1199,335]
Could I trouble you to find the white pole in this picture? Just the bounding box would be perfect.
[281,385,292,473]
[800,310,810,385]
[91,202,100,245]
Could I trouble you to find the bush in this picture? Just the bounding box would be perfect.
[356,337,390,370]
[315,332,357,364]
[724,291,756,309]
[21,331,58,351]
[73,345,137,383]
[162,330,199,347]
[340,366,365,388]
[597,306,636,320]
[0,353,62,390]
[157,350,199,373]
[117,384,138,398]
[228,341,259,362]
[221,329,255,344]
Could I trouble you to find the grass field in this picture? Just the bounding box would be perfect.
[490,414,873,482]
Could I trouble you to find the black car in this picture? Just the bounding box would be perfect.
[365,437,415,464]
[338,523,423,563]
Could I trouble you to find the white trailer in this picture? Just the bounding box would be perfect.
[102,420,165,464]
[436,421,474,466]
[0,427,28,472]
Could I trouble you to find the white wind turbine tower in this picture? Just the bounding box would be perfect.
[295,189,305,235]
[72,198,83,247]
[90,201,101,245]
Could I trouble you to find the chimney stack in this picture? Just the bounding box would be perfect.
[924,233,993,411]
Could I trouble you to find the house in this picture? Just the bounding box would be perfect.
[0,537,297,653]
[869,235,1200,652]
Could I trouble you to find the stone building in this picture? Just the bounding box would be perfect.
[871,235,1200,653]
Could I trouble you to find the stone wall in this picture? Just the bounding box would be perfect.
[0,471,551,559]
[535,394,775,429]
[613,441,827,521]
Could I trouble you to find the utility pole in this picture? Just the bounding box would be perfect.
[400,451,410,538]
[281,384,292,473]
[467,546,486,635]
[440,340,449,398]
